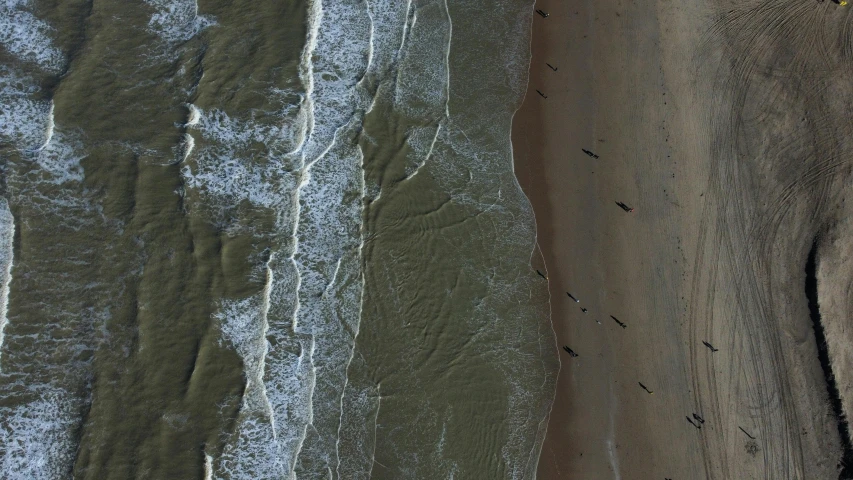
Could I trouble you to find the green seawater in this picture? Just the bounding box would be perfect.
[0,0,557,478]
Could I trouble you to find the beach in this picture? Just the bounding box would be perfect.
[514,0,853,478]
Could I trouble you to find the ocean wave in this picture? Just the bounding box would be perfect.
[29,129,85,184]
[391,0,451,178]
[180,0,551,477]
[290,117,366,477]
[393,1,450,117]
[203,1,378,472]
[296,0,371,168]
[0,70,52,151]
[176,132,194,164]
[216,260,285,479]
[0,1,64,71]
[145,0,215,44]
[181,106,297,216]
[0,200,13,372]
[0,386,77,480]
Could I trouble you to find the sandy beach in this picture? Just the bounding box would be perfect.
[514,0,853,478]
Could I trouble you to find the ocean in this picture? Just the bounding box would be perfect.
[0,0,557,478]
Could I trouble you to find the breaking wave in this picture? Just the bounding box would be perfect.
[0,200,13,371]
[145,0,215,44]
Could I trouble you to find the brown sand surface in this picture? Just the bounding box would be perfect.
[513,0,853,478]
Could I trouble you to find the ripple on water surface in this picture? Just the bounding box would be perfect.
[0,0,555,478]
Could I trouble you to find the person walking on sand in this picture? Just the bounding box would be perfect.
[582,148,599,159]
[686,416,701,429]
[563,346,579,357]
[536,9,549,18]
[536,89,548,99]
[616,201,635,213]
[639,382,653,394]
[546,63,558,71]
[566,292,580,302]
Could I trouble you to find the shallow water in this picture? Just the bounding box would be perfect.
[0,0,557,478]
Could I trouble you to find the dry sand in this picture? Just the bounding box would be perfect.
[513,0,853,478]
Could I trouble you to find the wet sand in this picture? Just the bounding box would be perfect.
[514,0,853,478]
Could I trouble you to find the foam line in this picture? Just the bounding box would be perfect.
[259,257,275,426]
[186,103,201,126]
[286,0,373,473]
[0,199,14,371]
[397,0,414,60]
[204,453,213,480]
[441,0,452,119]
[38,100,54,151]
[180,133,194,163]
[366,383,382,479]
[402,121,442,182]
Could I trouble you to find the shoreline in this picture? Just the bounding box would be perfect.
[511,0,598,476]
[508,6,560,478]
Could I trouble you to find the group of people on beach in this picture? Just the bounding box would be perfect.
[532,9,758,474]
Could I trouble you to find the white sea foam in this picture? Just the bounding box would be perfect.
[217,416,283,479]
[0,200,13,371]
[199,0,550,477]
[296,0,371,169]
[31,130,85,184]
[388,0,450,178]
[215,253,306,480]
[289,118,366,476]
[0,70,52,151]
[0,387,77,480]
[204,453,213,480]
[186,103,201,127]
[0,1,63,71]
[394,2,449,116]
[213,277,283,480]
[178,132,194,164]
[182,107,297,215]
[204,1,378,476]
[217,260,274,419]
[0,67,83,187]
[145,0,215,44]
